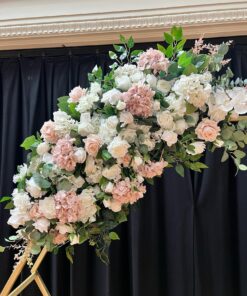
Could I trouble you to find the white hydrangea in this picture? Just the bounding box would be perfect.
[13,164,28,183]
[226,87,247,114]
[78,113,96,137]
[12,189,31,212]
[98,117,118,144]
[76,92,99,113]
[172,74,212,108]
[90,82,102,95]
[166,93,186,116]
[53,111,77,137]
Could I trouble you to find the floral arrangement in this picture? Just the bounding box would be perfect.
[1,26,247,263]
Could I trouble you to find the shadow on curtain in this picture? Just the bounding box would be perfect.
[0,37,247,296]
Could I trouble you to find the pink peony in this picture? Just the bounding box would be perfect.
[69,86,86,103]
[122,84,154,118]
[40,120,58,143]
[137,160,168,179]
[52,136,77,171]
[137,48,169,74]
[83,134,101,157]
[54,191,81,224]
[195,118,220,142]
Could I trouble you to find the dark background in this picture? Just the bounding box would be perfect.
[0,36,247,296]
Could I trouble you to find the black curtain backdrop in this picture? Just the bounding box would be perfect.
[0,37,247,296]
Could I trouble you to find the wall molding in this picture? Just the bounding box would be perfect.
[0,4,247,50]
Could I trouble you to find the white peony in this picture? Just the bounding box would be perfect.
[187,141,206,155]
[74,147,87,163]
[26,177,43,199]
[161,130,178,147]
[115,75,131,91]
[102,164,121,180]
[175,119,189,135]
[37,142,50,156]
[156,111,174,130]
[33,218,50,233]
[7,209,29,229]
[227,87,247,114]
[157,79,171,94]
[39,197,56,219]
[101,88,122,105]
[108,136,130,158]
[146,74,157,89]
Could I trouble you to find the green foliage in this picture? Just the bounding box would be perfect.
[65,246,74,264]
[32,173,51,189]
[175,163,185,177]
[57,96,80,120]
[20,135,39,151]
[109,232,120,240]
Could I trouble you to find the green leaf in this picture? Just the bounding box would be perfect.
[57,179,72,191]
[233,130,245,141]
[65,246,74,264]
[218,43,229,56]
[30,231,41,241]
[109,51,117,60]
[178,52,192,67]
[186,102,197,114]
[221,150,229,162]
[57,96,70,113]
[127,36,134,49]
[164,32,173,44]
[239,164,247,171]
[233,150,246,159]
[113,44,125,52]
[157,44,166,55]
[4,201,14,210]
[183,64,198,75]
[32,173,51,189]
[109,232,120,240]
[116,211,128,223]
[119,35,126,43]
[31,245,41,255]
[171,26,183,41]
[175,164,185,177]
[101,150,112,161]
[145,178,154,185]
[176,38,186,51]
[165,44,174,58]
[0,246,5,253]
[131,50,143,57]
[0,196,12,203]
[20,135,36,150]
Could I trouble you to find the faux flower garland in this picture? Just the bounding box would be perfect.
[1,26,247,263]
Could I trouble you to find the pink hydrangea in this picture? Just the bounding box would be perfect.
[122,85,154,118]
[137,48,169,74]
[54,191,81,224]
[52,136,77,171]
[40,120,58,143]
[137,160,168,178]
[69,86,87,103]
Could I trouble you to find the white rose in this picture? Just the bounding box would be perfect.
[153,100,161,112]
[106,116,119,129]
[227,87,247,114]
[37,142,50,156]
[161,131,178,147]
[74,148,87,163]
[7,209,29,228]
[175,119,188,135]
[157,80,171,94]
[146,74,157,89]
[85,156,96,175]
[104,182,114,193]
[187,141,206,155]
[156,111,174,130]
[26,177,43,198]
[108,136,130,158]
[102,164,121,180]
[116,100,126,110]
[119,111,134,126]
[33,218,50,233]
[39,197,56,219]
[56,223,74,235]
[101,88,122,105]
[90,82,102,94]
[115,75,131,91]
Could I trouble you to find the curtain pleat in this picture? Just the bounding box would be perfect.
[0,39,247,296]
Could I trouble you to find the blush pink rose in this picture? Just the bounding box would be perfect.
[52,136,76,171]
[40,120,58,143]
[122,84,154,118]
[83,134,101,157]
[137,48,169,74]
[69,86,86,103]
[29,203,42,220]
[195,118,220,142]
[137,160,168,178]
[52,232,68,245]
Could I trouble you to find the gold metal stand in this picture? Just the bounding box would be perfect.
[0,247,50,296]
